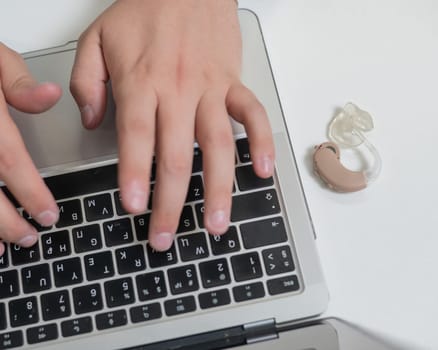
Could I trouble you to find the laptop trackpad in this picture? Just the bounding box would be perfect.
[9,49,118,171]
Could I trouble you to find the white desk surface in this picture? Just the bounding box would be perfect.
[1,1,437,349]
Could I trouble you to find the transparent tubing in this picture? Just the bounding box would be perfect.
[353,130,382,184]
[328,102,382,186]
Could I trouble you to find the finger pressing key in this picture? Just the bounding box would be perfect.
[196,91,234,235]
[226,83,275,179]
[114,78,157,215]
[148,97,196,251]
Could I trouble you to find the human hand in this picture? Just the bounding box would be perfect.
[70,0,274,251]
[0,43,61,256]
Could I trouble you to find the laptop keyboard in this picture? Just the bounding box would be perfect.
[0,137,301,349]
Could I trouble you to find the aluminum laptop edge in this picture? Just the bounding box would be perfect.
[7,9,328,350]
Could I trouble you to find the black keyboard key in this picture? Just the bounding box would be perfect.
[0,247,8,269]
[61,317,93,338]
[209,226,240,255]
[42,230,71,259]
[177,232,209,261]
[0,271,19,300]
[199,289,231,309]
[21,264,51,293]
[240,217,288,249]
[199,258,231,289]
[9,296,39,327]
[147,243,177,268]
[84,251,115,281]
[10,243,40,266]
[167,265,199,295]
[192,148,203,173]
[26,323,58,344]
[194,203,205,228]
[56,199,83,228]
[164,296,196,317]
[134,214,150,241]
[41,290,71,321]
[114,191,128,216]
[115,245,146,275]
[130,303,162,324]
[199,259,231,288]
[0,331,23,349]
[53,258,83,287]
[22,211,51,232]
[236,138,251,163]
[177,206,196,234]
[72,224,102,253]
[231,189,280,222]
[104,277,135,307]
[186,175,204,202]
[233,282,265,302]
[262,246,294,276]
[73,284,103,314]
[267,275,300,295]
[96,310,127,330]
[0,304,5,330]
[103,218,134,247]
[136,272,167,301]
[236,165,274,191]
[231,252,263,282]
[83,193,114,222]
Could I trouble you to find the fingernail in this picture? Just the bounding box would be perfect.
[151,232,174,252]
[17,234,38,248]
[80,105,95,127]
[209,210,229,231]
[260,156,274,176]
[126,184,148,213]
[36,210,59,227]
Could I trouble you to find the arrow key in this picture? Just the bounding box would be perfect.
[26,323,58,345]
[61,317,92,338]
[262,246,295,276]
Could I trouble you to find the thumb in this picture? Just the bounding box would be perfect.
[70,30,109,129]
[0,43,62,113]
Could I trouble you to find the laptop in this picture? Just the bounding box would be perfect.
[0,9,331,349]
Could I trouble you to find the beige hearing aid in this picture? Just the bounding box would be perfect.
[313,103,381,192]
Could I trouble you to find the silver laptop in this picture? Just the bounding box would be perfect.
[1,10,330,349]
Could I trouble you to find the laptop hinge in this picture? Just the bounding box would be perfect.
[123,319,277,350]
[243,318,278,344]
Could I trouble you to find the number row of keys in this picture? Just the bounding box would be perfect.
[0,239,294,301]
[1,246,294,314]
[0,274,299,347]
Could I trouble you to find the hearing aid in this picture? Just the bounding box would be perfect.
[313,103,381,192]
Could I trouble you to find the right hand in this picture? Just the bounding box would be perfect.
[0,42,62,256]
[70,0,275,252]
